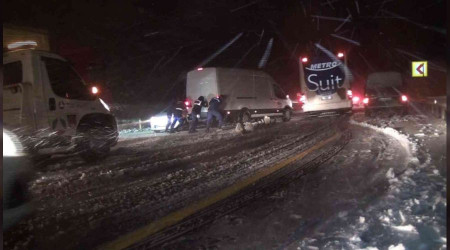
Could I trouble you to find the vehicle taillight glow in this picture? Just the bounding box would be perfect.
[185,100,191,107]
[299,95,306,103]
[197,67,203,71]
[301,57,308,63]
[347,90,353,98]
[401,95,408,102]
[352,96,360,104]
[337,52,344,58]
[363,97,369,104]
[91,86,99,94]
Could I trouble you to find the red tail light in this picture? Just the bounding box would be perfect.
[352,96,360,104]
[185,100,191,107]
[301,57,308,63]
[337,52,344,58]
[299,95,306,103]
[401,95,408,102]
[363,98,369,104]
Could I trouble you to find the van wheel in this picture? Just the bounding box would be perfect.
[78,125,112,163]
[282,108,292,122]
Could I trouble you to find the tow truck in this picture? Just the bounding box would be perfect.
[3,25,118,162]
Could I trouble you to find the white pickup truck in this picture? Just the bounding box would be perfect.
[3,48,118,162]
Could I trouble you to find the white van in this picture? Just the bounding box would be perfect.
[3,49,118,162]
[186,67,293,122]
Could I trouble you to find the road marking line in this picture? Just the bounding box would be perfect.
[99,132,341,250]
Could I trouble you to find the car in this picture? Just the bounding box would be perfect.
[351,95,365,112]
[149,112,184,132]
[2,129,33,230]
[364,72,409,116]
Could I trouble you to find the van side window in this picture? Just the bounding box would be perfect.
[4,61,23,86]
[273,84,286,99]
[42,57,94,100]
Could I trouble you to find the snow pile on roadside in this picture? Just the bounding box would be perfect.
[350,119,418,163]
[334,117,447,250]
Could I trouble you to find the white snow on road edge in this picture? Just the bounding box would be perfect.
[349,119,419,164]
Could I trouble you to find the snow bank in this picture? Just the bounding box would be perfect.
[391,225,418,234]
[350,119,418,163]
[388,244,406,250]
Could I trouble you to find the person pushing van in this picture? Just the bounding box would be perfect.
[165,100,185,133]
[206,96,223,132]
[170,101,185,133]
[165,99,176,132]
[189,96,207,133]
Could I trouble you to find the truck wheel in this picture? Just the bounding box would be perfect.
[282,108,292,122]
[78,125,113,163]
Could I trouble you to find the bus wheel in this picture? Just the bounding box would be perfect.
[282,108,292,122]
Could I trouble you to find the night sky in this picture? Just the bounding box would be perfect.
[4,0,446,105]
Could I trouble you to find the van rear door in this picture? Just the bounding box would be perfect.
[186,69,219,102]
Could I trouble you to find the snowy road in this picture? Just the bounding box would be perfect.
[4,113,446,250]
[164,114,447,250]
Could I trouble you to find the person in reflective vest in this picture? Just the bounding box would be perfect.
[206,96,223,132]
[189,96,207,133]
[169,101,185,133]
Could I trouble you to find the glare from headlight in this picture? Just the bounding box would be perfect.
[3,130,24,157]
[99,98,110,111]
[150,116,169,126]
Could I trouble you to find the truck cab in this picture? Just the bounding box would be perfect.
[3,49,118,162]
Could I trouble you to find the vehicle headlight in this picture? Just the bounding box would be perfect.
[3,130,24,157]
[99,98,110,111]
[150,116,169,126]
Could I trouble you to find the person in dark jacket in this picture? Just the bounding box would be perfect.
[169,101,185,133]
[189,96,207,133]
[206,96,223,132]
[165,99,176,132]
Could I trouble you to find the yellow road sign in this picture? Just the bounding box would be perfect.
[412,61,428,77]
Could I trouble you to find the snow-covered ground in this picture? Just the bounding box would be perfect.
[3,113,446,250]
[4,115,343,249]
[164,114,446,250]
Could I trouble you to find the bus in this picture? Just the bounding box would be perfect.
[298,50,353,114]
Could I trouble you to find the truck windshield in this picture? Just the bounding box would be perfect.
[42,56,95,100]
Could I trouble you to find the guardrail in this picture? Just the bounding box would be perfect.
[414,96,447,120]
[117,119,151,131]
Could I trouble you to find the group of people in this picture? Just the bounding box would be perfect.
[165,95,224,133]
